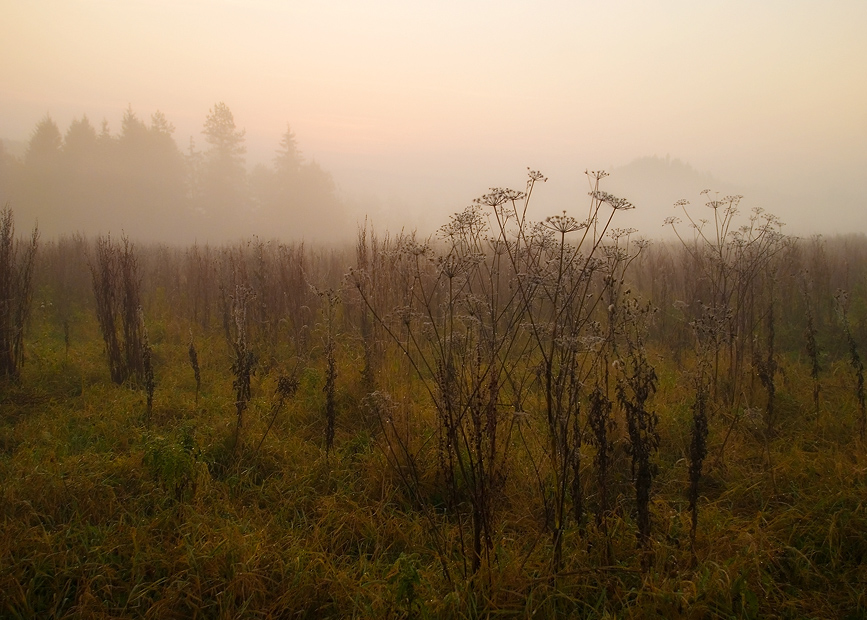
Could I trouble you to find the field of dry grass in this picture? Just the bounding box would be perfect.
[1,192,866,617]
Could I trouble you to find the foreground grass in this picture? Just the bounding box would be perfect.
[2,308,866,619]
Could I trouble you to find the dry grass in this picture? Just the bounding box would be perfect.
[1,222,866,617]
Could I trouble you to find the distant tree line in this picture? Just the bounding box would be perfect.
[0,103,344,242]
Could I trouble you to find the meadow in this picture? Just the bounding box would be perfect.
[1,174,866,618]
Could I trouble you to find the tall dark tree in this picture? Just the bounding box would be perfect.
[24,115,62,167]
[249,125,301,222]
[50,107,187,240]
[63,116,99,160]
[20,116,64,233]
[249,123,345,240]
[61,115,101,232]
[203,103,246,164]
[119,105,149,148]
[274,124,302,180]
[102,106,150,232]
[3,108,347,242]
[109,107,156,235]
[98,118,113,146]
[295,158,343,237]
[146,110,187,238]
[201,102,247,235]
[149,110,174,139]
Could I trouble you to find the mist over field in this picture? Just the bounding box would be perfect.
[1,1,865,243]
[4,4,867,617]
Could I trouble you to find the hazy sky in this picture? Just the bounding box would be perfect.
[2,0,865,236]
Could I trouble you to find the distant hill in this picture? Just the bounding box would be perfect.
[606,155,731,213]
[600,155,837,238]
[599,156,732,236]
[604,155,866,237]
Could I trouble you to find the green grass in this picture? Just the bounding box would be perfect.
[2,284,866,619]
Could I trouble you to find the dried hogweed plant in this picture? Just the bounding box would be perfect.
[312,285,341,454]
[0,207,38,380]
[615,297,659,556]
[489,170,641,572]
[353,202,522,580]
[666,194,789,408]
[229,285,256,457]
[799,270,821,424]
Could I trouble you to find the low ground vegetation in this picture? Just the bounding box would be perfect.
[1,179,866,617]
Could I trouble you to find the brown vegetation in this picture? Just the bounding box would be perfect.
[1,181,866,617]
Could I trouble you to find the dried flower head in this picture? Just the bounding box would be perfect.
[543,211,584,234]
[474,187,525,208]
[590,190,634,210]
[609,227,637,241]
[527,168,547,183]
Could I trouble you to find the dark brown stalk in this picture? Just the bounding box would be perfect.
[0,207,38,380]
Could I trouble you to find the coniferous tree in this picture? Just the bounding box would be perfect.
[63,116,99,160]
[274,124,302,183]
[24,115,63,167]
[61,115,101,232]
[201,102,247,235]
[114,106,161,235]
[3,106,345,242]
[250,123,345,240]
[146,110,187,238]
[20,116,63,232]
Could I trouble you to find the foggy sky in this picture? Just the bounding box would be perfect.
[2,0,865,240]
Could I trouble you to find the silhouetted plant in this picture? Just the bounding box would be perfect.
[119,239,144,380]
[487,170,641,572]
[362,389,455,584]
[216,249,240,344]
[754,299,779,484]
[666,194,788,407]
[276,241,311,356]
[140,308,155,421]
[587,384,614,536]
[0,207,38,380]
[229,285,256,457]
[185,243,213,330]
[353,198,524,579]
[91,238,122,382]
[354,219,378,394]
[616,297,659,553]
[799,271,821,423]
[313,286,340,454]
[90,234,145,384]
[253,373,299,457]
[687,305,715,557]
[835,289,866,440]
[188,330,201,407]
